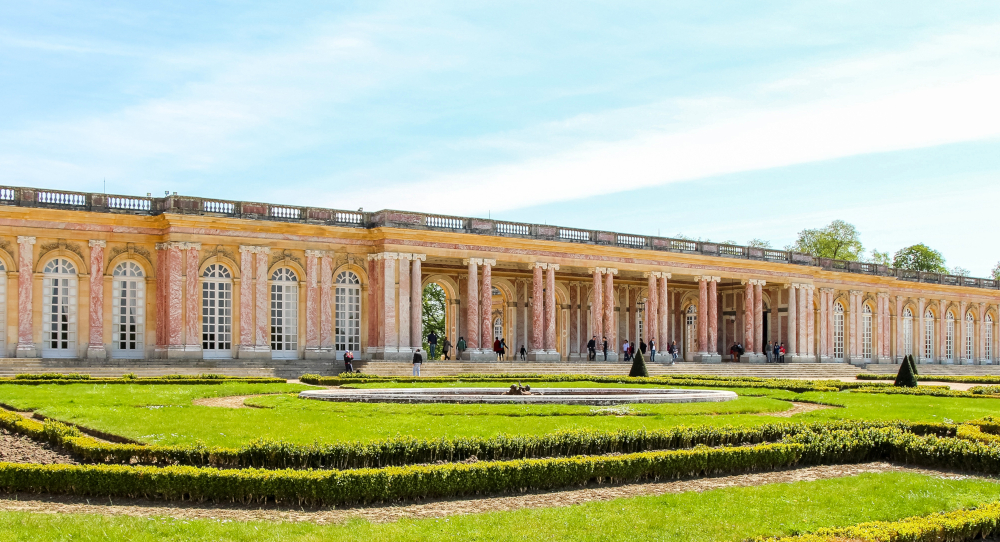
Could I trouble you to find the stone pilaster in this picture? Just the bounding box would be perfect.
[86,240,107,359]
[410,254,425,349]
[15,236,36,357]
[480,259,495,358]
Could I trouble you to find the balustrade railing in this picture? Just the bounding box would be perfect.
[617,234,645,247]
[335,211,363,224]
[426,216,464,229]
[496,222,529,236]
[558,228,589,241]
[37,190,85,206]
[269,206,301,219]
[763,249,788,262]
[719,244,744,257]
[669,239,698,252]
[204,200,235,214]
[107,196,151,211]
[0,188,15,201]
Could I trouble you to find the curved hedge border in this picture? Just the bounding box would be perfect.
[756,501,1000,541]
[0,409,956,470]
[850,387,1000,399]
[1,427,999,506]
[857,373,1000,384]
[1,374,286,385]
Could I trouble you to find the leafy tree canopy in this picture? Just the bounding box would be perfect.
[789,220,864,261]
[422,283,447,356]
[868,250,892,266]
[991,262,1000,281]
[746,238,772,249]
[892,244,947,273]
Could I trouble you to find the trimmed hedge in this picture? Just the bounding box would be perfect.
[857,373,1000,384]
[850,387,1000,399]
[1,426,998,506]
[0,409,957,470]
[757,502,1000,541]
[1,374,286,385]
[970,385,1000,395]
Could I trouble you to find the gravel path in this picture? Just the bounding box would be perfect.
[757,401,838,417]
[0,463,978,525]
[0,428,77,465]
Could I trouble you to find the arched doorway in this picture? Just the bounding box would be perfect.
[42,258,78,358]
[335,271,362,359]
[270,267,298,359]
[684,304,697,362]
[111,261,145,359]
[202,263,233,359]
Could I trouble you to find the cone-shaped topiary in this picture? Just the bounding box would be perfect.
[907,354,919,376]
[629,348,649,377]
[894,355,918,387]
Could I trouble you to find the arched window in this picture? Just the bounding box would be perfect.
[0,260,6,355]
[924,310,935,360]
[202,264,233,358]
[945,312,955,361]
[902,308,913,356]
[42,258,77,358]
[111,262,144,357]
[636,299,645,344]
[833,302,845,360]
[861,304,873,360]
[986,314,994,362]
[685,305,697,359]
[493,316,503,342]
[270,268,298,358]
[335,271,360,356]
[965,312,975,362]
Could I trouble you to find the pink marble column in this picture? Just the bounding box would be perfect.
[697,277,708,353]
[645,272,657,344]
[603,269,615,352]
[165,243,185,347]
[410,255,424,348]
[917,298,926,360]
[398,255,411,351]
[770,288,779,345]
[376,257,385,348]
[806,286,814,358]
[531,263,544,352]
[239,247,255,350]
[979,302,987,362]
[591,268,603,344]
[156,243,165,348]
[465,258,480,351]
[847,292,857,359]
[185,244,200,349]
[320,252,333,350]
[304,250,320,350]
[87,240,106,357]
[795,285,807,357]
[786,285,797,356]
[939,300,947,361]
[708,278,718,354]
[15,237,35,357]
[658,274,669,352]
[481,259,495,353]
[366,255,378,351]
[743,281,754,353]
[818,288,830,359]
[254,248,269,348]
[895,296,903,361]
[569,282,579,355]
[545,264,558,352]
[382,254,398,351]
[754,281,764,355]
[960,301,969,360]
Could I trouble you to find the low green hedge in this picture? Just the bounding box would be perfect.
[1,374,286,385]
[1,426,998,506]
[970,385,1000,395]
[0,409,957,470]
[850,387,1000,399]
[857,373,1000,384]
[756,501,1000,541]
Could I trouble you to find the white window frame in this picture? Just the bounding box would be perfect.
[833,302,845,360]
[41,258,78,358]
[270,268,299,359]
[202,264,233,359]
[111,261,145,358]
[902,308,913,356]
[924,310,935,360]
[986,314,994,363]
[685,304,697,360]
[335,271,361,357]
[946,312,955,361]
[965,312,975,362]
[861,304,873,360]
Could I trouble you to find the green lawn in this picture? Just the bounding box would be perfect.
[0,381,996,446]
[1,472,997,541]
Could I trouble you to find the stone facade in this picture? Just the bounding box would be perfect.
[0,185,997,365]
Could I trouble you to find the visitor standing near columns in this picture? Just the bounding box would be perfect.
[427,331,438,361]
[602,336,609,361]
[412,348,423,376]
[649,337,656,362]
[587,336,596,361]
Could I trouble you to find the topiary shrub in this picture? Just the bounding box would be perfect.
[629,348,648,377]
[907,353,918,375]
[894,356,918,387]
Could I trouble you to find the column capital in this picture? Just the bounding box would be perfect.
[849,289,863,296]
[482,258,496,267]
[643,271,658,278]
[88,240,106,248]
[463,258,484,266]
[239,245,270,254]
[818,287,835,294]
[412,253,427,261]
[605,267,617,275]
[534,262,548,269]
[397,253,413,260]
[710,276,721,282]
[590,266,606,274]
[547,263,560,271]
[183,242,202,250]
[742,279,765,286]
[876,291,890,299]
[16,236,35,245]
[304,250,323,257]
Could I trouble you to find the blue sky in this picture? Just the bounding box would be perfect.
[2,1,1000,275]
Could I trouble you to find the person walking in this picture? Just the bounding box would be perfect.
[519,345,526,361]
[649,338,656,362]
[765,341,773,363]
[670,340,678,362]
[457,336,467,359]
[442,337,452,360]
[500,338,507,361]
[427,331,439,361]
[779,343,786,363]
[412,348,423,376]
[602,336,609,361]
[343,350,354,374]
[622,340,631,362]
[587,336,597,361]
[730,342,739,363]
[493,337,502,361]
[773,341,781,363]
[639,339,647,355]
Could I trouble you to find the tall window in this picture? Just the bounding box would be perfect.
[0,261,6,355]
[966,312,975,362]
[493,317,503,343]
[111,262,144,357]
[924,310,935,360]
[902,308,913,356]
[945,312,955,361]
[861,304,873,359]
[833,302,845,360]
[202,264,232,358]
[42,258,77,358]
[270,268,298,358]
[986,314,994,362]
[335,271,360,355]
[636,300,645,343]
[685,305,697,358]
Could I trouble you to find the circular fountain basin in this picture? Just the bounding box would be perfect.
[298,387,737,405]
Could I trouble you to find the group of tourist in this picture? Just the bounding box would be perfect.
[728,341,788,363]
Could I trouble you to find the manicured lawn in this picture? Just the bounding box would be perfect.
[0,472,997,541]
[0,380,996,446]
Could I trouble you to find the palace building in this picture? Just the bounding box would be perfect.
[0,185,997,366]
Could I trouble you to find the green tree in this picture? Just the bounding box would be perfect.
[421,283,447,358]
[894,354,917,387]
[747,238,773,249]
[992,262,1000,280]
[892,244,947,273]
[950,266,970,277]
[789,220,864,261]
[868,250,892,266]
[629,348,648,377]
